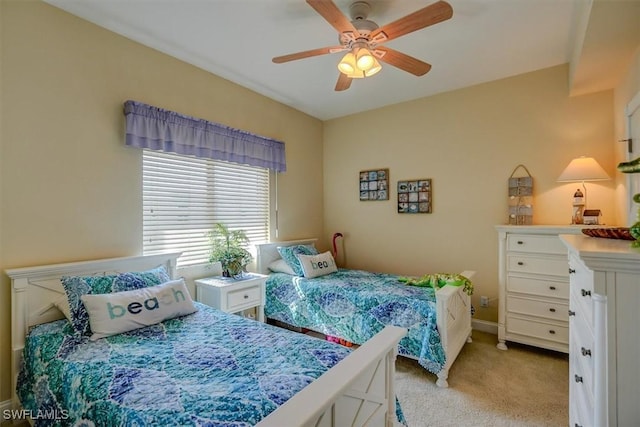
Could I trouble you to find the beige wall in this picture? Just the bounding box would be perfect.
[323,65,617,323]
[0,1,323,403]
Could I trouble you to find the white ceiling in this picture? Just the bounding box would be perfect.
[44,0,640,121]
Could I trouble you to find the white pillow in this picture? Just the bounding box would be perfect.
[297,251,338,278]
[53,295,72,322]
[268,258,296,275]
[81,278,197,340]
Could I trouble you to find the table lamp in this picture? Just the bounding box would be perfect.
[557,156,610,224]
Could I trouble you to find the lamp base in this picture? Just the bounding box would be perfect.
[571,205,584,225]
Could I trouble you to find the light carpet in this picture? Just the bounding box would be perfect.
[395,331,569,427]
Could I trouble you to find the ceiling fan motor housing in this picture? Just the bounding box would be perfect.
[349,1,371,20]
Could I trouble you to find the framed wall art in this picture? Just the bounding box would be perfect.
[359,168,389,201]
[397,179,432,213]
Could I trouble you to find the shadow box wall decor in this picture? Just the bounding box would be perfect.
[398,179,432,213]
[359,168,389,201]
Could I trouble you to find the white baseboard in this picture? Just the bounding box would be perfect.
[472,319,497,335]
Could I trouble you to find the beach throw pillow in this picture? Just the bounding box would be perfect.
[81,278,197,340]
[61,265,171,335]
[81,278,196,340]
[297,251,338,279]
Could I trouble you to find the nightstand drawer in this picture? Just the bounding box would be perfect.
[507,275,569,299]
[508,254,569,277]
[194,273,267,322]
[227,285,262,310]
[507,234,567,254]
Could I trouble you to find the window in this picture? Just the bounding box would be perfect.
[143,150,269,267]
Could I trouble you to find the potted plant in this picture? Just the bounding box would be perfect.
[207,223,253,278]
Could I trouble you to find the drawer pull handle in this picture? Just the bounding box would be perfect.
[581,347,592,357]
[517,261,524,266]
[549,308,556,313]
[574,374,583,383]
[549,330,556,335]
[569,268,576,274]
[517,240,524,245]
[244,295,249,299]
[549,286,556,290]
[568,310,575,316]
[581,289,591,297]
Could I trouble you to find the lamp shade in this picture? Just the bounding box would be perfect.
[337,52,356,75]
[557,156,610,182]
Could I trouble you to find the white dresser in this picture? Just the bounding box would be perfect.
[561,234,640,427]
[496,225,586,352]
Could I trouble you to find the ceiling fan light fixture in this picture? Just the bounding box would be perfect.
[364,57,381,77]
[355,47,375,71]
[337,52,357,74]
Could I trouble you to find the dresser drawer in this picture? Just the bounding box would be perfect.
[507,275,569,299]
[508,254,569,277]
[506,316,569,344]
[507,295,569,322]
[507,234,568,254]
[227,285,262,311]
[570,364,594,427]
[571,348,594,417]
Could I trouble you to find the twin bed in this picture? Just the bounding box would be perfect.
[256,239,475,388]
[8,239,474,426]
[8,252,406,426]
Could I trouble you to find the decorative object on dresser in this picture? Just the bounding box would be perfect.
[397,178,431,213]
[508,164,533,225]
[557,156,610,224]
[495,225,590,353]
[560,234,640,427]
[359,168,389,201]
[194,273,267,322]
[582,209,602,225]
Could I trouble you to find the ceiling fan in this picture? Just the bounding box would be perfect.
[272,0,453,91]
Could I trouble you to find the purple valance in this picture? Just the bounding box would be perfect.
[124,100,286,172]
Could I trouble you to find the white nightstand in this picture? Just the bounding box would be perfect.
[194,273,267,322]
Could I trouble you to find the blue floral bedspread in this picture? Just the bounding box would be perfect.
[265,269,447,373]
[18,303,406,426]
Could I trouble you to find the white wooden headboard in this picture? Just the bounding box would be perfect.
[5,252,181,409]
[255,238,318,274]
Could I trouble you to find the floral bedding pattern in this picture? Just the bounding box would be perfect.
[265,269,447,373]
[18,303,406,426]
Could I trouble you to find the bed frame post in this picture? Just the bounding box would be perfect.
[11,277,29,409]
[434,270,474,388]
[385,345,398,427]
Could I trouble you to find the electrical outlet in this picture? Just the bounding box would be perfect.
[480,296,489,308]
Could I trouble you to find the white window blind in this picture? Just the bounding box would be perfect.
[143,150,269,267]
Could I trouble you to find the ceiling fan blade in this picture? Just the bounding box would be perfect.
[273,46,345,64]
[374,47,432,76]
[335,73,352,91]
[371,0,453,44]
[306,0,360,38]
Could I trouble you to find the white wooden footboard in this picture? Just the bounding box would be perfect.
[434,270,474,388]
[257,325,407,427]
